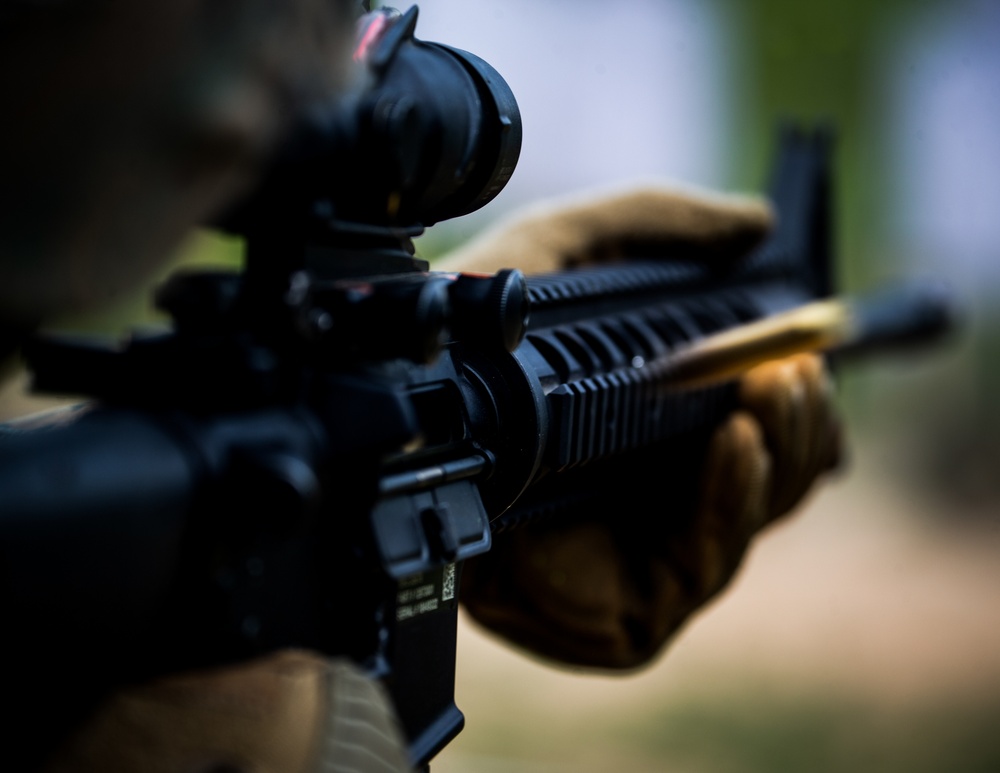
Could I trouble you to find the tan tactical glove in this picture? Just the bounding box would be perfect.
[42,650,414,773]
[441,183,843,670]
[433,183,773,274]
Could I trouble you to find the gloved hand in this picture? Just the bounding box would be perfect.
[42,651,414,773]
[439,182,844,670]
[432,183,773,274]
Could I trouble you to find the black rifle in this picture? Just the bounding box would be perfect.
[0,5,952,770]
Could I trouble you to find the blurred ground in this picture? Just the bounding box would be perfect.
[434,437,1000,773]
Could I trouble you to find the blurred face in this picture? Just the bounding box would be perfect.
[0,0,354,329]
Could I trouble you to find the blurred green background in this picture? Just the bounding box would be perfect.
[3,1,998,771]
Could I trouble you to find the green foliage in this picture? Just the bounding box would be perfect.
[728,0,945,290]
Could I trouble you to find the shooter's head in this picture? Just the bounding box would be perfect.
[0,0,357,334]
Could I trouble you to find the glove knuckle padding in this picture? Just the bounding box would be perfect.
[700,411,771,535]
[318,660,415,773]
[668,410,770,604]
[739,353,840,519]
[42,651,414,773]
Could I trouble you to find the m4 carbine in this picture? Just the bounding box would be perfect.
[0,5,952,770]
